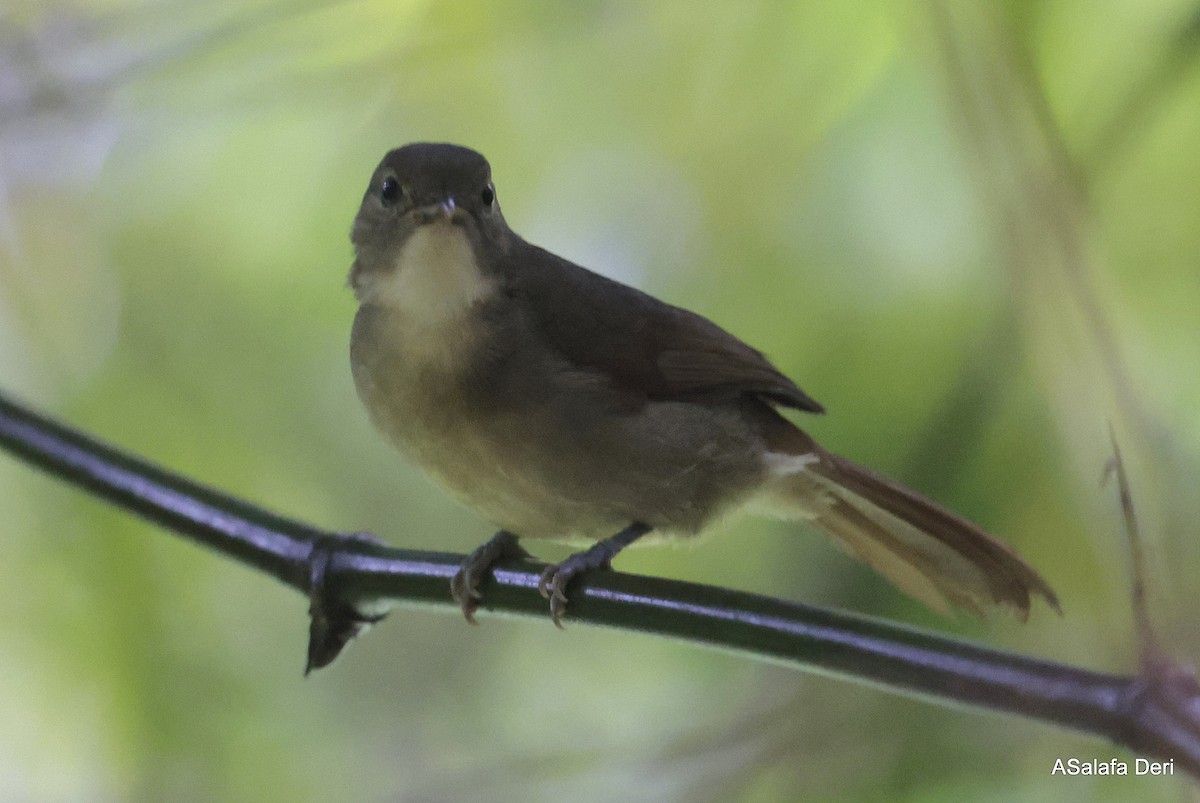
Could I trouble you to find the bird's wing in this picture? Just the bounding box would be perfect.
[510,245,823,412]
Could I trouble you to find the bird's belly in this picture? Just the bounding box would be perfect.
[421,433,624,542]
[358,380,625,539]
[393,397,767,543]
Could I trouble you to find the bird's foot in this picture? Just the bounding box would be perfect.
[450,530,530,624]
[537,522,651,627]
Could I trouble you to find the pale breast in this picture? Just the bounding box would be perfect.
[350,222,495,458]
[350,223,581,533]
[353,301,621,539]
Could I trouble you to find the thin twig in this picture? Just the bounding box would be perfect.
[1104,425,1161,665]
[1,389,1198,778]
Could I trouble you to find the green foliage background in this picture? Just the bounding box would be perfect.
[1,1,1198,799]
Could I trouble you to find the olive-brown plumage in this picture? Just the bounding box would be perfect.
[348,143,1058,624]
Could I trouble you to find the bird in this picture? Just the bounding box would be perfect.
[346,142,1059,626]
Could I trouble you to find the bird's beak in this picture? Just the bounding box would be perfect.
[414,197,461,224]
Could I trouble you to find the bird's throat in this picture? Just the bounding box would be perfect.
[354,221,496,376]
[368,222,493,324]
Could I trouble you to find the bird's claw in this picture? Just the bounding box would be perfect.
[537,551,613,628]
[450,531,529,624]
[449,570,484,624]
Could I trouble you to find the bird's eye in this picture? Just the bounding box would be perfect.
[380,177,402,207]
[481,184,495,206]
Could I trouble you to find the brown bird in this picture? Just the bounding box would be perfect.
[347,143,1059,626]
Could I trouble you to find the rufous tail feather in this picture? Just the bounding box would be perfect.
[764,450,1060,620]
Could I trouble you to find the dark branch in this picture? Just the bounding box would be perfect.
[1,389,1198,778]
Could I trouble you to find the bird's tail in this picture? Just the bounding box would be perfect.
[760,449,1059,620]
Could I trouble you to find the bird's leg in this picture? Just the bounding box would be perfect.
[538,522,652,627]
[451,530,531,624]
